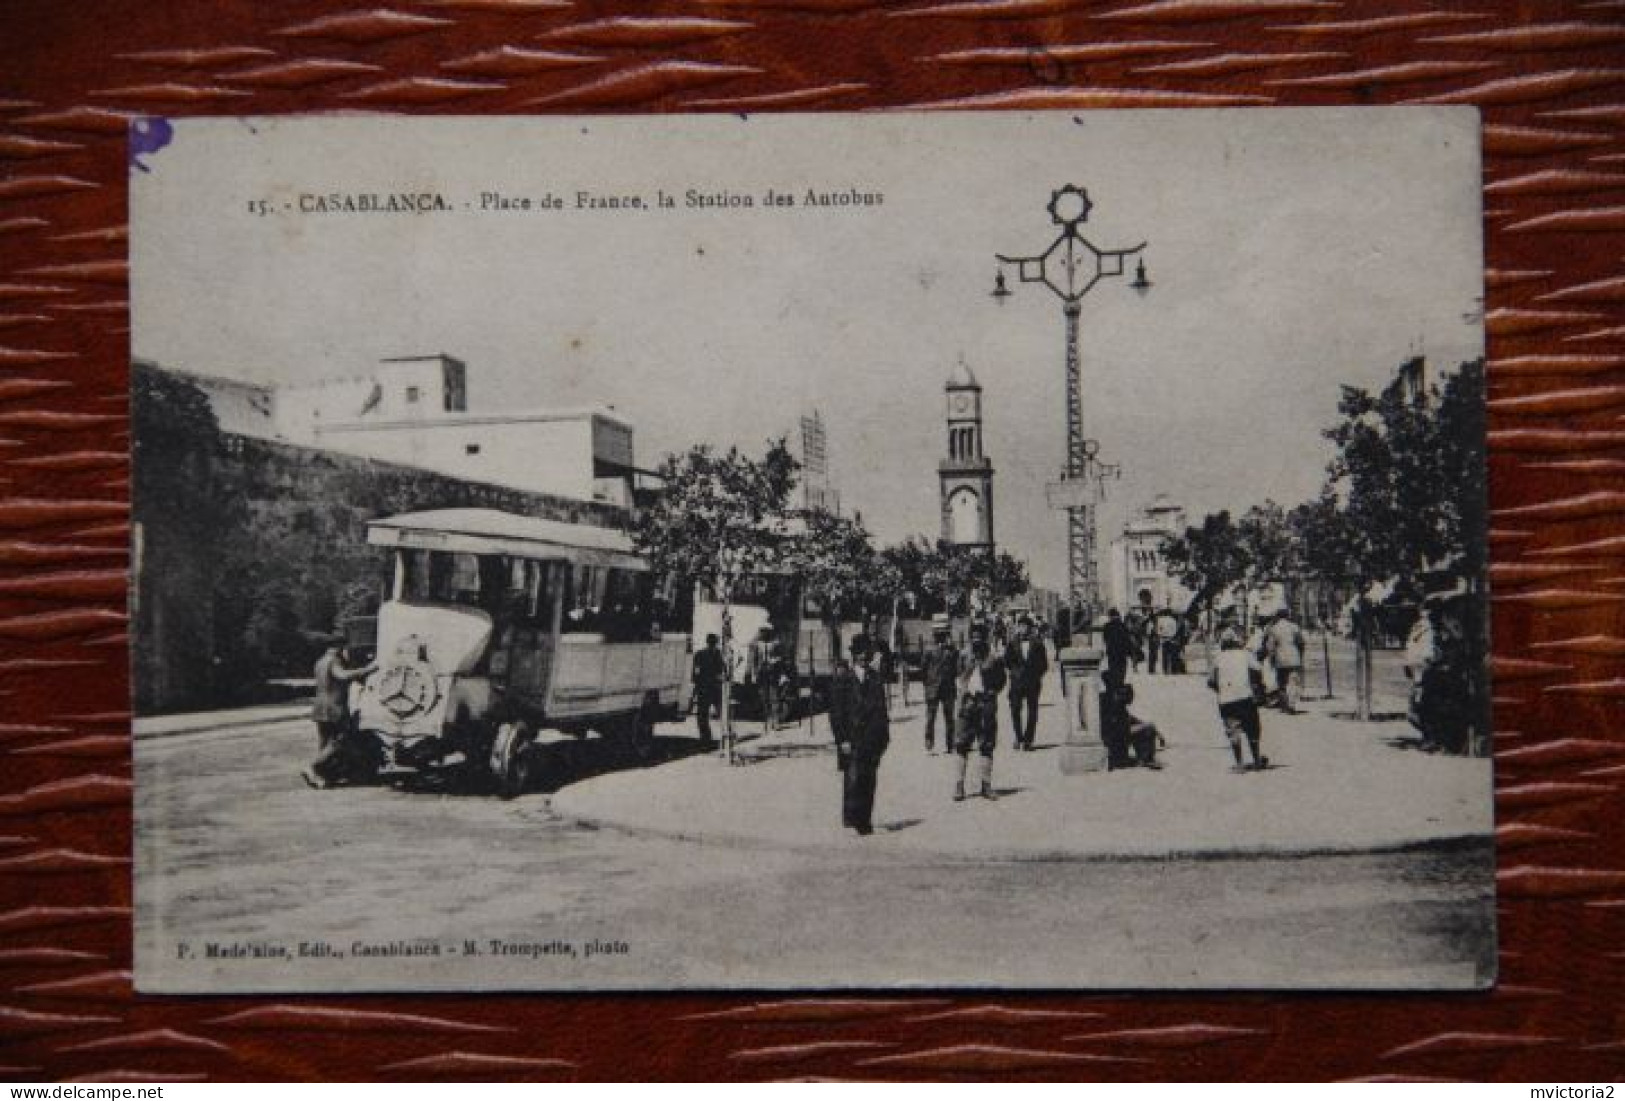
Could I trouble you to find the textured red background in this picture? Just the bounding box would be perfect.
[4,0,1625,1082]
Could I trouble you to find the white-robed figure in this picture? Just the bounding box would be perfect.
[1208,630,1267,772]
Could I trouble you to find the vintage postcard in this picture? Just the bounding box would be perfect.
[132,110,1491,992]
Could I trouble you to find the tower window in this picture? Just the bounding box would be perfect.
[465,443,481,455]
[405,386,420,404]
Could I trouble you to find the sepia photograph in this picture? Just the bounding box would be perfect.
[131,110,1491,993]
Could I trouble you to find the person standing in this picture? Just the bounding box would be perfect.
[749,625,790,729]
[953,631,1008,800]
[1162,611,1189,675]
[1133,591,1158,674]
[301,634,377,789]
[1101,608,1138,686]
[691,633,725,747]
[1003,616,1049,751]
[1208,630,1266,771]
[920,620,959,755]
[1264,608,1306,713]
[830,635,890,836]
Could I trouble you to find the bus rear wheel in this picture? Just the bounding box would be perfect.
[618,698,658,762]
[491,721,535,799]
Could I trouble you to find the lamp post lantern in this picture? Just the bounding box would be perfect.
[994,184,1148,627]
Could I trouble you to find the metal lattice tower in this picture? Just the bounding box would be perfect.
[994,185,1148,622]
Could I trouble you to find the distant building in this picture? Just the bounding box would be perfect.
[938,358,995,551]
[152,354,638,507]
[793,410,840,516]
[274,354,468,444]
[1106,495,1193,613]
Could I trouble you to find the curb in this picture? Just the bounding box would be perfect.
[546,789,1492,865]
[133,704,311,742]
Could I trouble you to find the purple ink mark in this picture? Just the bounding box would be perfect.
[129,117,173,173]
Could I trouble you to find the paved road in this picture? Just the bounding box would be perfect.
[135,709,1493,993]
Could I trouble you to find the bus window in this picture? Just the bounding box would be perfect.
[477,555,507,614]
[399,550,501,611]
[658,573,693,635]
[603,568,656,642]
[424,552,480,605]
[564,564,607,634]
[505,559,561,626]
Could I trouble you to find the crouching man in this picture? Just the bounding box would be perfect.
[302,633,376,789]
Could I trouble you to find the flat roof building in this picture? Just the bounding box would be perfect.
[159,354,638,508]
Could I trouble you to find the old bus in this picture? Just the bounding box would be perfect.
[350,508,689,796]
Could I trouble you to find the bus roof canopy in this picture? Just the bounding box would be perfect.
[367,508,645,571]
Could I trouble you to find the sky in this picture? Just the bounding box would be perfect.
[132,110,1484,592]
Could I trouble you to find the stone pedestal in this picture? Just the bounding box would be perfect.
[1057,646,1108,774]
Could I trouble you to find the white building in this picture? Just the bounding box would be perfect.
[1106,495,1193,613]
[165,354,638,508]
[315,406,635,507]
[274,354,468,444]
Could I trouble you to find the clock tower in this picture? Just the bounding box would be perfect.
[939,358,995,551]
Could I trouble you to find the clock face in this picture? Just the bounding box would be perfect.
[951,393,972,415]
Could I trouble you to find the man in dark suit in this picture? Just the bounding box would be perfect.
[920,618,959,754]
[1002,616,1049,751]
[1102,607,1138,685]
[690,633,725,747]
[829,634,890,836]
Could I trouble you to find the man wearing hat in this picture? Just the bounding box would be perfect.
[749,624,789,729]
[302,632,377,789]
[1207,629,1266,771]
[1101,608,1138,686]
[1003,615,1049,752]
[1263,608,1305,713]
[690,633,726,747]
[954,627,1008,800]
[920,616,960,754]
[830,634,890,835]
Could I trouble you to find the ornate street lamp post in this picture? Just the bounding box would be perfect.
[994,184,1149,630]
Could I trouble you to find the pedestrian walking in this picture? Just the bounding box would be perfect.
[1003,615,1048,751]
[829,634,890,836]
[1208,630,1267,771]
[1244,621,1270,703]
[1160,611,1188,675]
[691,633,725,747]
[920,616,959,754]
[1101,607,1138,685]
[953,630,1008,801]
[1132,591,1157,674]
[1263,608,1305,713]
[1409,590,1472,754]
[301,633,377,789]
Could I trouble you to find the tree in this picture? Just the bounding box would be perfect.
[782,509,882,631]
[1321,359,1486,588]
[983,549,1032,608]
[1236,502,1299,588]
[880,536,941,616]
[631,440,799,758]
[878,537,1030,618]
[1161,510,1246,619]
[1288,489,1362,588]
